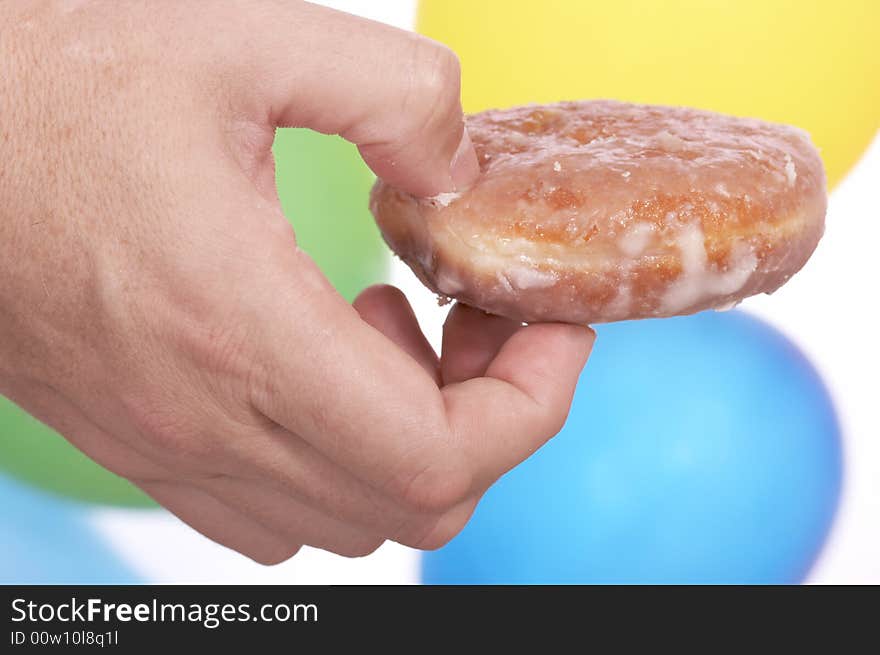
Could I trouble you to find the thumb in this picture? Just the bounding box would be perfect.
[215,1,479,197]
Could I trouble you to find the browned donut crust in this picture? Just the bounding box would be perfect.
[369,100,826,324]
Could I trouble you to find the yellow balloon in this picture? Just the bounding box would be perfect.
[418,0,879,189]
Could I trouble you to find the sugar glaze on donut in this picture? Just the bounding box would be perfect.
[370,100,827,324]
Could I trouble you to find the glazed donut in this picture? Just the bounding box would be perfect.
[369,100,826,324]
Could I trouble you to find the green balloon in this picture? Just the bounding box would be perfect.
[0,395,153,507]
[0,129,386,506]
[273,128,388,301]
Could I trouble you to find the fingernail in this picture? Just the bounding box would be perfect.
[449,127,480,191]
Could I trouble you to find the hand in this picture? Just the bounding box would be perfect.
[0,0,594,563]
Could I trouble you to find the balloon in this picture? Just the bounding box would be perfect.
[0,396,153,507]
[273,128,388,302]
[422,311,842,584]
[418,0,879,188]
[0,473,140,583]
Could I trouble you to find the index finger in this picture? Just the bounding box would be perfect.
[442,322,595,490]
[206,0,479,197]
[247,248,594,510]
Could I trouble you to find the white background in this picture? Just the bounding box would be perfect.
[89,0,879,584]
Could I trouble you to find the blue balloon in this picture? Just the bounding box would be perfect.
[0,473,141,584]
[423,311,842,584]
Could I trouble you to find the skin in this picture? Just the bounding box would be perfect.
[0,1,594,564]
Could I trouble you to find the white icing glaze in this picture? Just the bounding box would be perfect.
[424,191,461,208]
[713,299,741,312]
[618,222,655,257]
[656,130,686,152]
[605,284,632,318]
[506,264,557,289]
[661,222,757,313]
[784,153,797,186]
[435,268,464,295]
[415,248,433,274]
[372,100,826,324]
[495,272,514,293]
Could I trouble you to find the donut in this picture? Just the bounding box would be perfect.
[369,100,826,324]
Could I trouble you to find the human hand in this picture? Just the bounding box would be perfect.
[0,0,594,563]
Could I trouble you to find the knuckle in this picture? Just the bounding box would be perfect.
[334,537,385,559]
[544,384,578,437]
[123,395,216,465]
[405,40,462,127]
[513,384,572,442]
[548,408,570,439]
[389,457,472,515]
[539,399,570,440]
[393,513,441,549]
[415,526,456,552]
[372,283,408,308]
[177,317,256,391]
[412,510,470,551]
[250,543,301,566]
[416,42,461,101]
[384,411,472,513]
